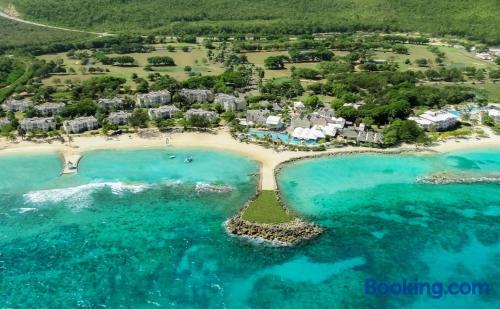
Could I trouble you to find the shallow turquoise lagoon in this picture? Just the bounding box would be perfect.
[1,147,499,308]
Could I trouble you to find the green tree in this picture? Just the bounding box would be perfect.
[129,109,149,129]
[264,56,288,70]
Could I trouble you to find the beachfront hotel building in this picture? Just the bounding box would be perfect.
[246,110,270,126]
[265,115,284,130]
[136,90,171,107]
[186,109,218,122]
[0,117,10,127]
[108,111,131,125]
[97,97,125,110]
[20,117,56,131]
[148,105,179,120]
[409,111,458,131]
[2,98,32,112]
[180,89,214,103]
[214,93,247,112]
[63,116,98,133]
[34,103,65,116]
[487,109,500,122]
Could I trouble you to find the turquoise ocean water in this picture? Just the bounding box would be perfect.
[0,147,499,308]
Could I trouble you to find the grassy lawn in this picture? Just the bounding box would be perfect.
[468,83,500,102]
[242,190,295,224]
[373,45,496,71]
[38,44,225,87]
[244,50,348,79]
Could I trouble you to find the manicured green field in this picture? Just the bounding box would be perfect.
[242,190,295,224]
[244,50,348,79]
[38,45,225,87]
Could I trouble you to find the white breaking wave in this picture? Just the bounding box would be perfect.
[17,207,37,214]
[24,181,150,205]
[195,182,233,194]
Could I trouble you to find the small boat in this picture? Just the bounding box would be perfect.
[184,156,193,163]
[169,155,176,159]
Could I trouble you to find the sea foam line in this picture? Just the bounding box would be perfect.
[23,181,150,204]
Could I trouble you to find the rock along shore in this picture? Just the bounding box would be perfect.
[225,216,323,246]
[417,172,500,185]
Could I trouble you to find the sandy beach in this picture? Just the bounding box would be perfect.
[1,127,499,189]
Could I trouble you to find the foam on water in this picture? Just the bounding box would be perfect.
[23,181,150,205]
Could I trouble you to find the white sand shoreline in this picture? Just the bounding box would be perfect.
[1,128,499,189]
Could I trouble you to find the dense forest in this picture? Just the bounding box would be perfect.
[3,0,499,44]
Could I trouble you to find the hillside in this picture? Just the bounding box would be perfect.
[0,17,94,50]
[1,0,499,44]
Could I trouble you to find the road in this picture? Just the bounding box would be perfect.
[0,11,112,36]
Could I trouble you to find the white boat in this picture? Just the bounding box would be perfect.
[169,155,176,159]
[184,156,193,163]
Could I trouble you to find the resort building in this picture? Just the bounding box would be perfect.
[34,103,65,116]
[2,98,32,112]
[63,116,98,134]
[487,109,500,122]
[136,90,171,107]
[20,117,56,131]
[186,109,218,122]
[97,97,125,110]
[0,118,10,127]
[341,127,359,140]
[272,102,284,112]
[246,110,270,126]
[265,115,284,130]
[330,117,346,129]
[290,114,312,129]
[108,111,130,125]
[148,105,179,120]
[357,131,384,144]
[291,124,338,141]
[317,106,335,118]
[214,93,246,112]
[180,89,214,103]
[293,101,305,112]
[409,111,458,130]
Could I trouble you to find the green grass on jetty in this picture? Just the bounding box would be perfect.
[242,190,295,224]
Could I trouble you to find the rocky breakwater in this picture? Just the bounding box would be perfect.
[417,172,500,185]
[225,216,323,246]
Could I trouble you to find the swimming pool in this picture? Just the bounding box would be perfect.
[247,130,317,145]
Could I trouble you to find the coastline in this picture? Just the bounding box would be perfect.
[1,128,499,246]
[2,128,499,190]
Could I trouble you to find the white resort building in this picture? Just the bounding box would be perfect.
[63,116,98,133]
[136,90,171,107]
[265,115,284,130]
[487,109,500,122]
[149,105,179,120]
[108,111,130,125]
[180,89,214,103]
[214,93,246,112]
[97,97,125,110]
[20,117,56,131]
[246,110,270,126]
[2,98,32,112]
[34,103,65,116]
[0,117,10,127]
[409,111,458,130]
[186,109,218,122]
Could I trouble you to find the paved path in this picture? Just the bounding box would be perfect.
[0,11,112,36]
